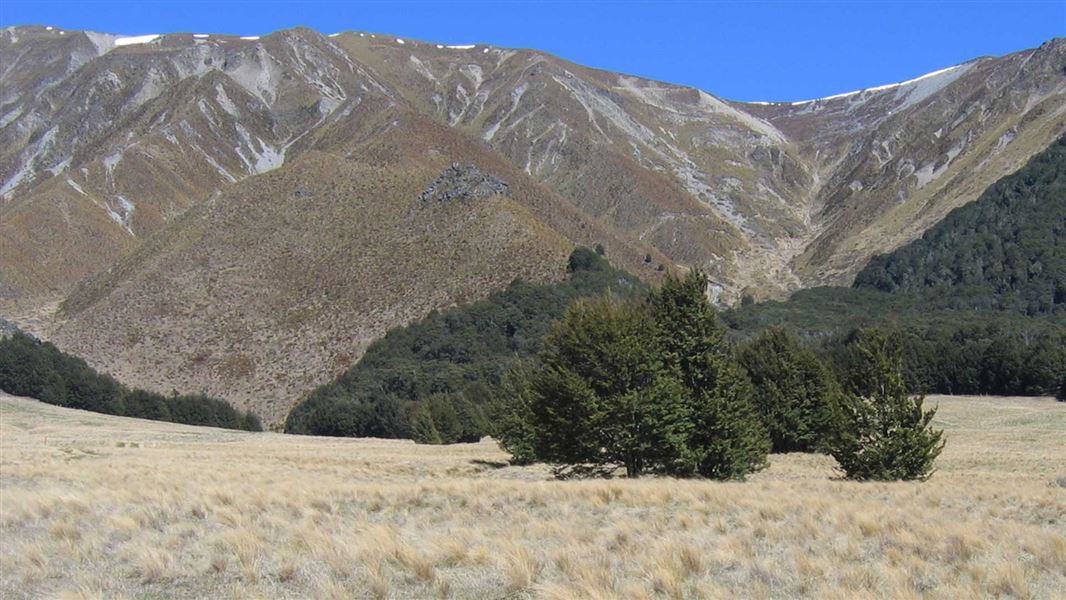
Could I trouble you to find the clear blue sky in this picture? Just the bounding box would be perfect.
[2,1,1063,102]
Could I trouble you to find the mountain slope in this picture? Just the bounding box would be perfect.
[1,26,1063,421]
[854,135,1066,315]
[3,27,1062,305]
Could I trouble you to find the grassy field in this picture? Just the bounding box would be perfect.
[1,392,1063,599]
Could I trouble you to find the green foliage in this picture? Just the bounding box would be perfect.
[855,136,1066,316]
[1057,377,1066,402]
[830,330,945,481]
[647,271,769,479]
[528,298,693,477]
[523,271,768,479]
[0,332,261,431]
[486,363,538,464]
[285,247,646,440]
[738,327,843,453]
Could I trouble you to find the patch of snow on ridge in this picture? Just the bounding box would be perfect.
[240,36,260,41]
[447,44,475,50]
[791,63,971,106]
[396,38,405,44]
[114,34,160,47]
[193,34,209,39]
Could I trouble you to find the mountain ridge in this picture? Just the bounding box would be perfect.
[1,25,1063,423]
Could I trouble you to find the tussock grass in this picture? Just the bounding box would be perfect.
[1,392,1063,598]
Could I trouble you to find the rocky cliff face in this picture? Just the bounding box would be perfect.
[1,26,1062,422]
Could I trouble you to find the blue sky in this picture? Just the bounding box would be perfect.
[2,1,1063,102]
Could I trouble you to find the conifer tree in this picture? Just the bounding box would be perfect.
[739,326,843,453]
[529,299,690,477]
[648,271,769,479]
[830,330,945,481]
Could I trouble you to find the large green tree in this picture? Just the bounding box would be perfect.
[523,271,769,480]
[529,299,692,477]
[739,327,843,453]
[648,271,769,479]
[830,330,944,481]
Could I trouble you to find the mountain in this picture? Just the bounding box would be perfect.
[854,135,1065,315]
[1,25,1063,423]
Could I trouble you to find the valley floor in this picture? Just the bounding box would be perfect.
[0,393,1063,599]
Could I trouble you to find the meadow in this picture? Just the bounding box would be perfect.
[1,392,1063,599]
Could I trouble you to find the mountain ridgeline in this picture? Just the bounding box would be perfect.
[0,27,1063,424]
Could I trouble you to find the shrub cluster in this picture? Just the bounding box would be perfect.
[505,271,768,479]
[495,273,944,481]
[0,332,261,431]
[855,135,1066,317]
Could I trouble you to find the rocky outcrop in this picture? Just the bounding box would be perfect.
[418,163,510,204]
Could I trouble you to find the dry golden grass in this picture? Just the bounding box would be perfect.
[1,392,1063,599]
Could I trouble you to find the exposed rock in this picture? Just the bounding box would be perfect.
[419,163,510,203]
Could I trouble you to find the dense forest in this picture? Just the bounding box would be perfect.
[854,135,1065,316]
[284,247,646,439]
[0,332,262,431]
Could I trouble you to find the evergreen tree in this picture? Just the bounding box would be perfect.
[830,330,945,481]
[487,364,539,464]
[648,271,769,479]
[739,327,843,453]
[410,403,442,444]
[529,299,691,477]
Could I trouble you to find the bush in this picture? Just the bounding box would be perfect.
[487,364,538,464]
[830,330,944,481]
[739,326,843,453]
[528,298,691,477]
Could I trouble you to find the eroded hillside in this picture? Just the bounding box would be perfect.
[1,26,1063,421]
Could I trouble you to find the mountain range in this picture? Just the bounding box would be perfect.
[1,25,1063,424]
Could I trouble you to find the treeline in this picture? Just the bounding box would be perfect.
[854,135,1066,316]
[492,272,943,481]
[825,325,1065,397]
[284,247,645,440]
[0,332,262,431]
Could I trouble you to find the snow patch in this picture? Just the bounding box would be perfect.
[446,44,475,50]
[791,63,973,107]
[114,34,160,47]
[239,36,260,41]
[193,34,210,39]
[396,38,405,45]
